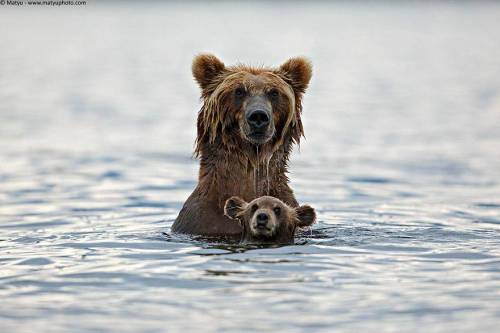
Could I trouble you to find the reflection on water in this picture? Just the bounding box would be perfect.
[1,1,500,332]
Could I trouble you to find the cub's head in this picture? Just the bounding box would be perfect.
[224,196,316,244]
[192,54,312,154]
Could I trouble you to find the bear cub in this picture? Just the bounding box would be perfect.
[224,196,316,244]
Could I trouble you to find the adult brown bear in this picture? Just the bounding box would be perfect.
[172,54,312,236]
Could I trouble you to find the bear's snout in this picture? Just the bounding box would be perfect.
[247,110,270,130]
[250,209,276,237]
[256,212,270,228]
[242,94,274,144]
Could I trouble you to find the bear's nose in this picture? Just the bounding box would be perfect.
[256,213,269,227]
[247,110,270,129]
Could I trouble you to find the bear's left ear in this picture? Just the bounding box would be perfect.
[295,205,316,228]
[224,196,248,220]
[192,53,226,91]
[277,57,312,94]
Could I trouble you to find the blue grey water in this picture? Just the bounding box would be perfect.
[1,1,500,332]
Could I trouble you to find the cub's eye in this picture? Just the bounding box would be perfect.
[235,87,246,98]
[268,89,280,100]
[273,206,281,216]
[251,204,259,213]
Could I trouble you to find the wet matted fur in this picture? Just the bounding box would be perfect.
[172,54,312,236]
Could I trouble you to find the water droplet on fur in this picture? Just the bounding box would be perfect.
[265,154,272,196]
[253,167,257,196]
[255,145,260,196]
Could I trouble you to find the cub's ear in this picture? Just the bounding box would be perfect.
[295,205,316,228]
[277,57,312,94]
[224,196,247,220]
[192,53,226,90]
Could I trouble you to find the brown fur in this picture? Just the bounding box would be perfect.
[172,54,312,236]
[224,196,316,244]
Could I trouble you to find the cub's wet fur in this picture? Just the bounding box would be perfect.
[224,196,316,244]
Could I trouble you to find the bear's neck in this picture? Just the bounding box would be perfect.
[196,138,293,209]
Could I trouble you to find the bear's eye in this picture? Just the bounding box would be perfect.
[273,206,281,216]
[235,87,246,98]
[251,204,259,213]
[268,89,280,101]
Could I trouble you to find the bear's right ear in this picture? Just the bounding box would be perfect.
[192,54,226,91]
[277,57,312,95]
[295,205,316,228]
[224,196,247,220]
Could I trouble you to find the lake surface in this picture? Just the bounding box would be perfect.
[1,1,500,332]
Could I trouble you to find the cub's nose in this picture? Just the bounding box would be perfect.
[247,110,270,129]
[256,212,269,228]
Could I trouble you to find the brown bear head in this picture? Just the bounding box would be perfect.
[224,195,316,244]
[192,54,312,156]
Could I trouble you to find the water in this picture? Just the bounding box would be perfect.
[1,1,500,332]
